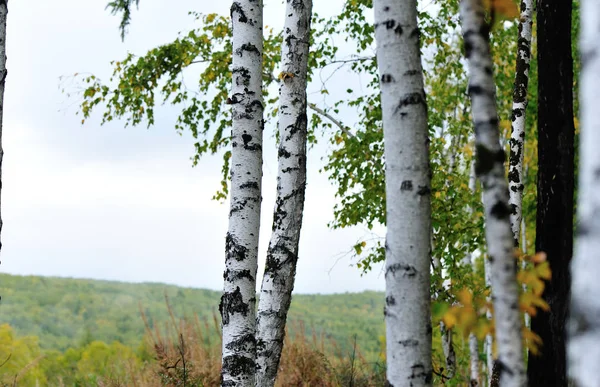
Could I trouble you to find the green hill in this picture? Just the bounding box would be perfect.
[0,273,385,358]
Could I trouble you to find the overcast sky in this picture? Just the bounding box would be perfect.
[1,0,387,294]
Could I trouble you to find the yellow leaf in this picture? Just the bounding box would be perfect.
[442,310,458,329]
[530,278,545,296]
[520,293,549,317]
[473,319,493,340]
[457,289,473,306]
[535,261,552,280]
[278,72,295,81]
[523,328,543,355]
[205,13,216,23]
[483,0,519,20]
[531,251,547,264]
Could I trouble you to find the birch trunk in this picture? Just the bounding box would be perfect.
[469,333,480,386]
[508,0,533,246]
[467,161,480,386]
[460,1,526,385]
[440,322,456,379]
[220,1,264,385]
[255,1,312,385]
[374,0,432,385]
[568,1,600,385]
[432,253,456,381]
[0,0,6,252]
[481,186,493,386]
[521,217,530,331]
[484,254,494,386]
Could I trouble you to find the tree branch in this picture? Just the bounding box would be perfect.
[323,56,374,67]
[308,103,355,138]
[106,0,140,41]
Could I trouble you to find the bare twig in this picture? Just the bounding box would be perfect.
[308,103,355,138]
[323,56,374,67]
[0,353,10,368]
[178,333,188,387]
[12,355,44,387]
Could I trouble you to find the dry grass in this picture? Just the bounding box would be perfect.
[99,296,386,386]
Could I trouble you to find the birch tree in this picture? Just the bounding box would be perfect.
[568,1,600,385]
[460,0,526,385]
[467,161,480,387]
[374,1,432,385]
[219,1,264,385]
[0,0,6,253]
[255,1,312,385]
[508,0,533,246]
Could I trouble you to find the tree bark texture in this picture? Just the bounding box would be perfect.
[567,1,600,386]
[255,0,312,385]
[0,0,6,253]
[508,0,534,246]
[374,0,433,385]
[460,0,526,385]
[469,332,480,386]
[467,161,480,387]
[528,1,575,386]
[440,322,457,380]
[219,1,264,386]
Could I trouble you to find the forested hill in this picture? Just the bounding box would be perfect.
[0,273,385,357]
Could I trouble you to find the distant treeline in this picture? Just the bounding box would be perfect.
[0,273,385,358]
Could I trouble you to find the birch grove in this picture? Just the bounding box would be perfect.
[508,0,533,246]
[58,0,593,384]
[568,1,600,385]
[255,0,312,385]
[374,0,432,385]
[460,0,526,385]
[219,1,264,385]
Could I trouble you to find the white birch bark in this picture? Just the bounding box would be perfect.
[480,180,493,387]
[220,1,264,385]
[508,0,534,246]
[521,217,530,331]
[374,0,432,385]
[484,252,494,387]
[467,161,480,386]
[470,332,480,386]
[432,253,456,380]
[255,1,312,386]
[440,322,456,379]
[0,0,6,252]
[460,1,526,386]
[568,1,600,385]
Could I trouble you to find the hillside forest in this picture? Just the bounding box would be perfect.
[1,0,599,386]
